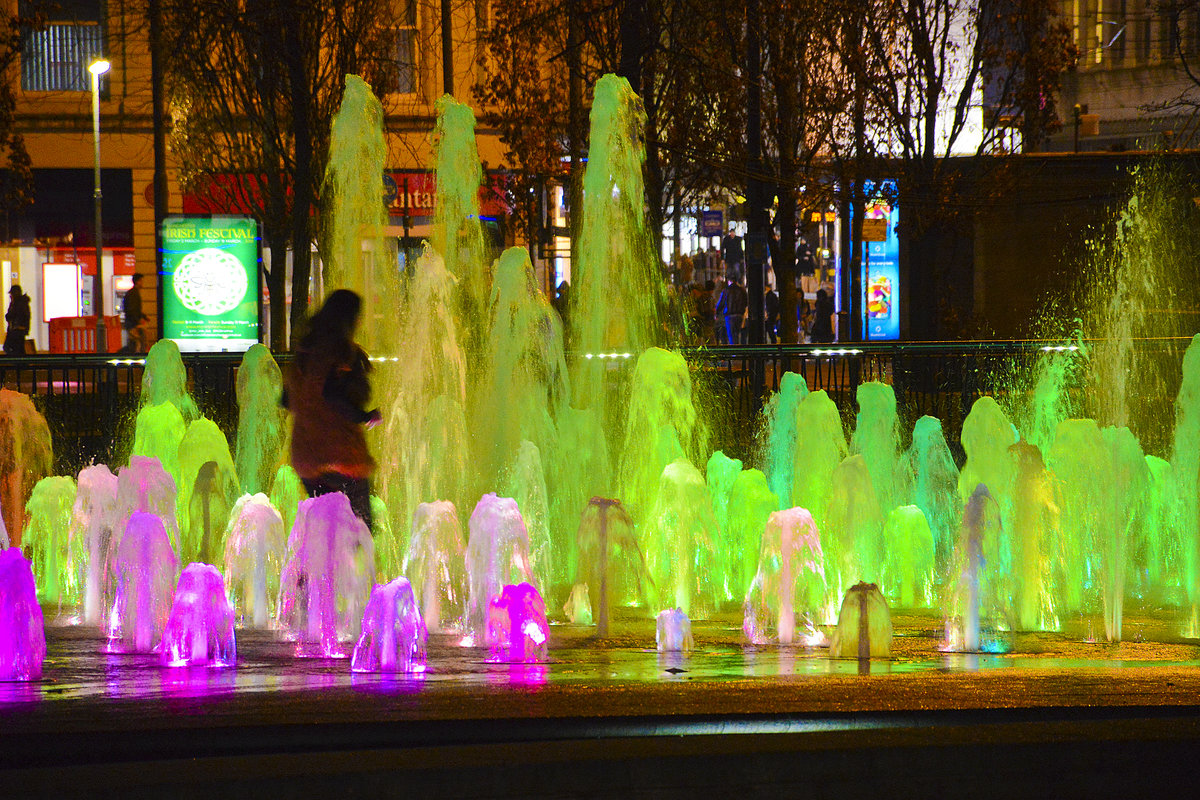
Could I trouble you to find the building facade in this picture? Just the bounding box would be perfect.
[1047,0,1200,152]
[9,0,514,352]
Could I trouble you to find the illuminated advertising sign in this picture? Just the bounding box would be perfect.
[161,215,260,352]
[856,181,901,341]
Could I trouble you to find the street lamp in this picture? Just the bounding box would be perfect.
[89,58,110,353]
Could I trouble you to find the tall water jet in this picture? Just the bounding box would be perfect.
[477,247,568,493]
[1098,425,1147,642]
[139,339,199,421]
[899,416,961,580]
[576,497,643,635]
[705,451,742,600]
[642,459,717,617]
[23,475,77,608]
[1078,161,1200,439]
[500,441,553,592]
[0,548,45,680]
[322,74,397,352]
[570,74,668,448]
[744,507,828,644]
[465,494,535,639]
[69,464,118,625]
[0,389,53,547]
[880,506,935,609]
[759,372,808,509]
[431,95,489,358]
[851,382,902,516]
[1047,418,1111,621]
[278,492,376,656]
[404,500,466,633]
[222,493,286,628]
[108,510,179,652]
[958,396,1017,507]
[376,248,470,553]
[485,582,549,663]
[351,576,427,673]
[1006,442,1058,631]
[824,454,883,596]
[160,563,237,667]
[619,348,704,523]
[1174,335,1200,634]
[176,418,238,564]
[234,344,288,495]
[723,469,778,607]
[790,390,846,530]
[944,485,1008,653]
[131,401,186,492]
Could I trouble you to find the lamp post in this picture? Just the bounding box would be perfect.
[89,58,110,353]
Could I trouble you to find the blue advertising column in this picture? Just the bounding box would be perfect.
[859,181,900,341]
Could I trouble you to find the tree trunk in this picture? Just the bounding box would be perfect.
[776,187,799,343]
[268,236,288,350]
[284,14,313,347]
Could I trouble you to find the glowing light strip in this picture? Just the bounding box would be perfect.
[1039,345,1079,352]
[810,348,863,356]
[106,359,146,366]
[368,356,403,363]
[583,352,634,360]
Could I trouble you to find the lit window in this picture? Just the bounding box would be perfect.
[395,0,418,94]
[19,1,105,92]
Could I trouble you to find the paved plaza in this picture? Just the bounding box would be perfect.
[2,610,1200,797]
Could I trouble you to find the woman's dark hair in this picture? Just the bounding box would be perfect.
[298,289,362,352]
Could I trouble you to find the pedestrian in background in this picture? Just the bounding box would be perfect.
[4,285,30,355]
[121,273,149,354]
[764,282,779,344]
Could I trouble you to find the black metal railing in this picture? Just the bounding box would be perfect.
[1,336,1191,475]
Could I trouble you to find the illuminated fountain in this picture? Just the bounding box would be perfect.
[656,608,693,653]
[829,582,891,659]
[223,493,286,629]
[404,500,466,633]
[743,507,828,645]
[575,497,642,635]
[485,582,548,663]
[351,576,427,673]
[70,464,119,625]
[23,475,77,609]
[465,494,535,640]
[278,492,375,657]
[0,547,44,680]
[108,510,179,652]
[6,76,1200,696]
[0,388,53,547]
[160,563,237,667]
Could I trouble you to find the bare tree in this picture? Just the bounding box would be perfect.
[160,0,397,349]
[841,0,1074,338]
[0,8,41,220]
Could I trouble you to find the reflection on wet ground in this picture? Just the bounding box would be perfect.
[5,608,1200,707]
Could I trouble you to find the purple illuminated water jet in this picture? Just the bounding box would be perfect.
[160,563,237,667]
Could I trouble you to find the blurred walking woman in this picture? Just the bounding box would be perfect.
[283,289,381,531]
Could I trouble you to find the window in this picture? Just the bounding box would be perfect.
[395,0,418,94]
[19,0,106,92]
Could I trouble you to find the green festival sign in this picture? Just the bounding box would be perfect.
[161,215,260,352]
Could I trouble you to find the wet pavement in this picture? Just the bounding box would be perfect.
[4,610,1200,797]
